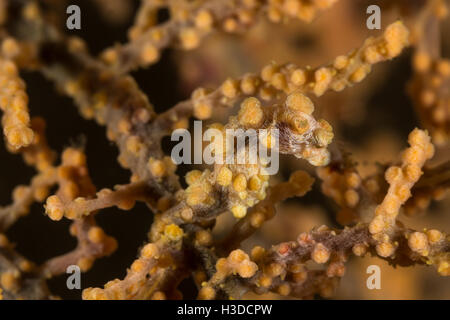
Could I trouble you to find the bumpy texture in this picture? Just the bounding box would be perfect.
[0,0,448,300]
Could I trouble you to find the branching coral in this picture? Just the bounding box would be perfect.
[0,0,448,300]
[0,56,34,150]
[101,0,339,73]
[369,129,435,253]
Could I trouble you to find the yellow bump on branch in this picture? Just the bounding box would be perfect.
[0,58,34,150]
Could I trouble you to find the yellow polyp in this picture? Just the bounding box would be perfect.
[231,205,247,219]
[164,224,184,242]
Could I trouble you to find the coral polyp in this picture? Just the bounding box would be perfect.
[0,0,448,300]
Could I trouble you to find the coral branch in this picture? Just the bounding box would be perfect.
[102,0,339,73]
[0,56,34,150]
[369,128,435,256]
[219,170,315,253]
[0,234,51,299]
[156,20,409,134]
[0,0,447,301]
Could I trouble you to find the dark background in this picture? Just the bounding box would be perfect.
[1,0,443,299]
[0,0,193,299]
